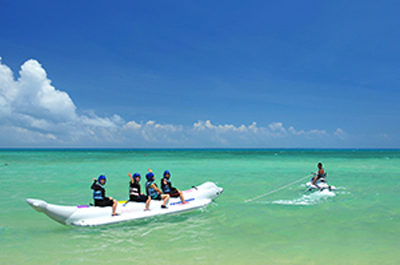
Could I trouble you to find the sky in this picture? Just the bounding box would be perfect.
[0,0,399,148]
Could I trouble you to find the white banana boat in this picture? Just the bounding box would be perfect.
[26,182,223,227]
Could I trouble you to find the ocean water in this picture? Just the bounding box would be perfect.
[0,149,399,265]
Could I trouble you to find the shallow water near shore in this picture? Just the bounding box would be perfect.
[0,149,399,265]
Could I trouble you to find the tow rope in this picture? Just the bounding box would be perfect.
[245,175,311,203]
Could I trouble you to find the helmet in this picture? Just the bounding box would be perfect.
[163,170,171,178]
[146,172,154,181]
[98,175,106,183]
[133,173,141,180]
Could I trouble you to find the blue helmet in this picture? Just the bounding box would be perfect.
[98,175,106,183]
[163,170,171,178]
[146,172,154,181]
[133,173,141,180]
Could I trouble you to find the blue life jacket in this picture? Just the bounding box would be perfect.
[93,183,104,200]
[146,181,158,199]
[162,177,171,193]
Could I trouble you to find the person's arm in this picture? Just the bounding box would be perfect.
[139,184,144,196]
[312,170,322,185]
[311,172,317,185]
[151,183,162,194]
[128,173,134,184]
[91,178,97,189]
[161,178,167,191]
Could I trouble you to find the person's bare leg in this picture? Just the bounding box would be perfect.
[145,196,151,211]
[112,199,117,216]
[178,190,186,204]
[162,194,169,207]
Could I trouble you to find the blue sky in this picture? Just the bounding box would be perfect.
[0,0,399,148]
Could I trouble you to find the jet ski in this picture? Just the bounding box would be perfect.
[26,182,223,227]
[305,175,336,191]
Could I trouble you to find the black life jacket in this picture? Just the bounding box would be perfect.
[129,181,140,197]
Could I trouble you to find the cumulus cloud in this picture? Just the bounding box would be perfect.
[334,128,346,139]
[123,120,183,143]
[288,126,305,136]
[0,58,123,145]
[14,59,76,121]
[0,58,346,147]
[193,120,256,133]
[123,120,142,130]
[189,120,339,145]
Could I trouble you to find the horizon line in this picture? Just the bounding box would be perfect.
[1,147,399,151]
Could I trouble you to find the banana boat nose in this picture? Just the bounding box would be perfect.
[212,186,223,199]
[26,198,77,225]
[26,198,48,213]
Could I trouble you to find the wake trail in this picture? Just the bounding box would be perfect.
[269,189,336,206]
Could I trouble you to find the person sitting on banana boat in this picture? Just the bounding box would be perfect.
[145,169,170,209]
[91,175,118,216]
[161,170,186,204]
[128,172,151,211]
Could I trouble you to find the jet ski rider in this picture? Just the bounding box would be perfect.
[128,172,151,211]
[146,170,170,209]
[161,170,186,204]
[91,175,118,216]
[312,162,326,186]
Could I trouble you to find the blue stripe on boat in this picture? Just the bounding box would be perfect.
[170,198,195,206]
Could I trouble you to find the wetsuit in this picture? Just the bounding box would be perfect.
[91,180,113,207]
[161,177,179,197]
[129,181,148,202]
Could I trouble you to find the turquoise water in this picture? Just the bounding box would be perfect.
[0,149,399,265]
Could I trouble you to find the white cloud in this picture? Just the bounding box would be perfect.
[288,126,305,135]
[15,59,77,121]
[81,114,123,128]
[334,128,346,139]
[0,58,77,124]
[123,121,142,130]
[0,58,123,145]
[0,58,348,147]
[121,120,184,144]
[268,122,288,137]
[269,122,285,132]
[190,120,337,145]
[308,129,327,136]
[193,120,255,133]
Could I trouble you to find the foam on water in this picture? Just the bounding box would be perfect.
[270,189,336,206]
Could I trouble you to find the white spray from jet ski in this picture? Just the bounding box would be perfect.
[271,189,336,206]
